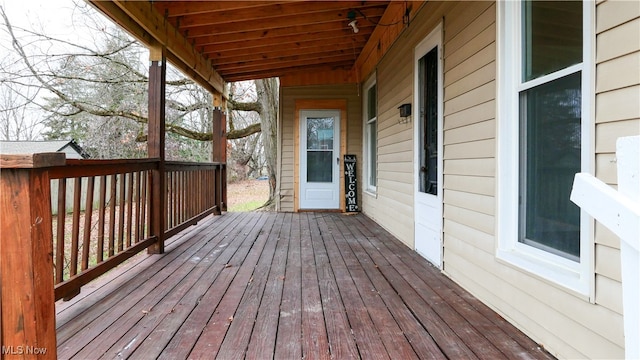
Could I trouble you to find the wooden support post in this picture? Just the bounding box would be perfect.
[148,44,166,254]
[0,153,65,360]
[211,109,227,213]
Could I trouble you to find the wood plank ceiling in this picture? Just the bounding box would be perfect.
[151,1,392,82]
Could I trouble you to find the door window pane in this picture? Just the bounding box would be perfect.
[307,117,334,150]
[522,1,582,81]
[519,71,581,260]
[418,47,438,195]
[306,116,334,183]
[366,82,377,189]
[307,151,332,182]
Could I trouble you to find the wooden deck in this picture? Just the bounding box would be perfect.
[55,212,554,360]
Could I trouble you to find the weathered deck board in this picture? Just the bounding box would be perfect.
[57,213,241,358]
[56,212,555,360]
[352,215,551,359]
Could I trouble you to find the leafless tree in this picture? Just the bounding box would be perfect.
[0,2,278,206]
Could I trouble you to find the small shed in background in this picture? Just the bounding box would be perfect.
[1,140,94,214]
[0,139,89,159]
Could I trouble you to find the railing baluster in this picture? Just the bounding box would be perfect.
[141,171,148,241]
[118,173,126,252]
[56,178,67,284]
[82,176,95,271]
[197,169,202,213]
[134,171,141,243]
[98,175,107,263]
[70,177,82,277]
[190,171,195,218]
[126,172,134,248]
[215,166,222,214]
[109,173,117,257]
[171,171,176,229]
[178,171,183,224]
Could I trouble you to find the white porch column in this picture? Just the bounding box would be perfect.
[570,135,640,359]
[617,136,640,360]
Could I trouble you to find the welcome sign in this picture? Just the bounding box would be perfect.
[344,155,359,212]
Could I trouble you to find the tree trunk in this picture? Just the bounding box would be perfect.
[255,78,278,209]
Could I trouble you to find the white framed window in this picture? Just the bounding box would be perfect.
[363,75,377,194]
[497,0,593,295]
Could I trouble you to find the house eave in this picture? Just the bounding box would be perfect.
[88,0,226,97]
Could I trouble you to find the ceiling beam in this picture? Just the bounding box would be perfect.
[154,1,306,17]
[177,7,386,38]
[175,2,387,29]
[224,61,354,82]
[202,33,367,57]
[210,42,362,66]
[354,1,426,80]
[192,21,375,47]
[215,53,358,73]
[89,0,225,96]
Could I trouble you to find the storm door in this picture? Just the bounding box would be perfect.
[299,110,340,209]
[414,25,443,267]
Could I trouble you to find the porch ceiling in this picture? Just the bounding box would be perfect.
[89,1,404,93]
[154,1,390,82]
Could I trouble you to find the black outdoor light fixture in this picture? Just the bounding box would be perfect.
[398,103,411,124]
[398,103,411,117]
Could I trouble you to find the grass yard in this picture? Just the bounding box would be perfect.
[226,179,270,212]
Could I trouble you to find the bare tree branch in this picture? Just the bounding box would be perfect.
[228,98,261,113]
[1,6,263,144]
[136,122,261,142]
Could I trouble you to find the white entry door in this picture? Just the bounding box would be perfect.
[414,25,443,267]
[300,110,340,210]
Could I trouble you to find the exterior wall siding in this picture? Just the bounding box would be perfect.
[276,1,636,358]
[366,1,635,358]
[362,1,452,247]
[593,0,640,348]
[278,84,362,212]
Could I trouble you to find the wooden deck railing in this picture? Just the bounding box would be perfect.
[164,161,225,238]
[0,154,226,356]
[48,159,158,300]
[45,159,225,301]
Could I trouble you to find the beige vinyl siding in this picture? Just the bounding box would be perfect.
[364,1,497,247]
[278,84,362,212]
[435,1,629,358]
[592,1,640,352]
[275,1,636,358]
[443,246,625,359]
[362,1,456,247]
[441,3,498,298]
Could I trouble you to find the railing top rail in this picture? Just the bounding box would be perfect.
[165,161,224,171]
[0,153,66,169]
[165,160,224,166]
[64,158,160,166]
[49,158,160,179]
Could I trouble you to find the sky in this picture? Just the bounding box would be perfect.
[0,0,107,140]
[1,0,78,40]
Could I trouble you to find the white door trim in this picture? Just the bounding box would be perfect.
[414,22,444,267]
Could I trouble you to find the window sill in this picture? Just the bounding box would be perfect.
[364,189,377,198]
[496,245,590,299]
